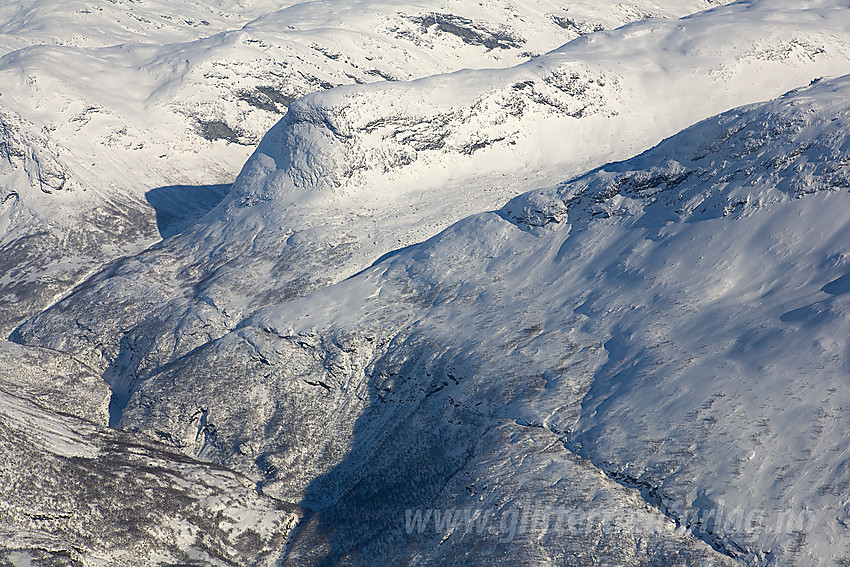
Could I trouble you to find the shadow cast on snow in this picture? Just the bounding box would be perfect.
[145,184,231,238]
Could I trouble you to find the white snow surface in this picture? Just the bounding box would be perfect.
[5,1,850,565]
[14,0,850,379]
[189,0,850,325]
[239,72,850,564]
[0,0,731,334]
[81,37,848,567]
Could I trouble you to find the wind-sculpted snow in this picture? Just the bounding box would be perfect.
[238,0,850,203]
[0,0,725,334]
[502,75,850,229]
[107,74,850,565]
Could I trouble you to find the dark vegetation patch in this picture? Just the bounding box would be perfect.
[407,13,525,50]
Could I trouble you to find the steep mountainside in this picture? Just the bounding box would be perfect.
[119,72,850,565]
[0,340,300,566]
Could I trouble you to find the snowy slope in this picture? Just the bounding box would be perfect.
[0,0,726,335]
[5,1,850,565]
[111,73,850,565]
[14,0,850,430]
[0,340,300,565]
[0,340,109,424]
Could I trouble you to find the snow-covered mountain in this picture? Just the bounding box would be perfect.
[0,0,729,336]
[111,71,850,566]
[15,0,850,399]
[81,71,850,565]
[4,0,850,565]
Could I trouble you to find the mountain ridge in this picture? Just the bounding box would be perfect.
[4,1,850,565]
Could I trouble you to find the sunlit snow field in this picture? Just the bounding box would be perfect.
[2,0,850,565]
